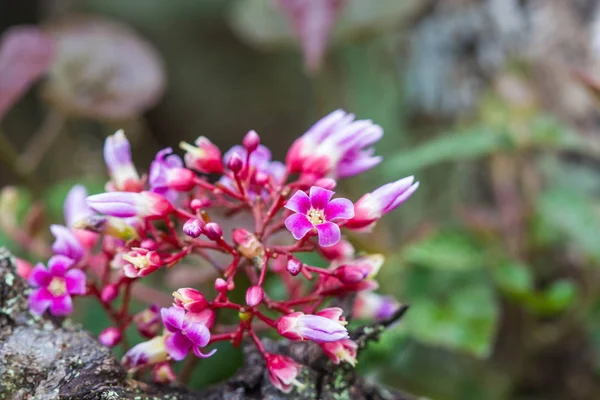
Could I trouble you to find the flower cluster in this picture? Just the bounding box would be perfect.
[23,110,418,392]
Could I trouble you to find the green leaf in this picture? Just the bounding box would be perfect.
[384,128,508,175]
[403,231,485,271]
[493,262,534,296]
[540,280,577,314]
[537,189,600,261]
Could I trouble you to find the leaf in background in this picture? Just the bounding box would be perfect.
[538,280,577,314]
[493,261,533,297]
[384,128,508,175]
[403,231,485,271]
[0,26,54,119]
[537,189,600,261]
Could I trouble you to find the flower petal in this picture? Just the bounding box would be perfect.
[184,322,210,347]
[48,255,74,277]
[316,222,340,247]
[161,306,185,333]
[309,186,334,209]
[284,190,311,214]
[28,263,51,287]
[49,294,73,316]
[64,185,93,227]
[284,214,314,240]
[28,288,52,315]
[324,198,354,221]
[65,268,87,295]
[193,346,217,358]
[165,332,192,361]
[50,225,83,261]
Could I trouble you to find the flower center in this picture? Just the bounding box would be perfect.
[48,277,67,296]
[307,208,325,225]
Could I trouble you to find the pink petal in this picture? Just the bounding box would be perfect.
[193,346,217,359]
[28,288,52,315]
[316,222,340,247]
[388,182,420,211]
[48,255,74,277]
[309,186,334,209]
[284,190,311,214]
[28,263,51,287]
[65,269,87,295]
[50,294,73,316]
[161,306,185,333]
[284,214,314,240]
[165,332,192,361]
[324,198,354,221]
[184,322,210,347]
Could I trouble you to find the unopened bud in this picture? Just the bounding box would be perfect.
[254,171,269,186]
[242,130,260,152]
[227,152,244,174]
[183,218,204,238]
[140,239,158,250]
[215,278,228,292]
[101,283,119,303]
[173,288,208,312]
[245,285,264,307]
[153,363,177,384]
[99,327,122,347]
[190,198,210,210]
[203,222,222,240]
[286,258,303,276]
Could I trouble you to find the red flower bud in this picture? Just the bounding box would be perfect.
[286,258,303,276]
[245,285,264,307]
[243,130,260,152]
[227,152,244,174]
[204,222,223,240]
[99,327,122,347]
[215,278,228,293]
[101,283,119,303]
[173,287,208,312]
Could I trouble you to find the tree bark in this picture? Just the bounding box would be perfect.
[0,248,413,400]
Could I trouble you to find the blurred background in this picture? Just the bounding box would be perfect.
[2,1,600,399]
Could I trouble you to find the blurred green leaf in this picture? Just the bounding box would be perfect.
[384,128,508,175]
[403,231,485,271]
[493,261,533,297]
[537,189,600,261]
[539,280,577,314]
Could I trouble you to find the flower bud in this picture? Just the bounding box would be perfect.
[183,218,204,238]
[87,191,173,220]
[245,285,264,307]
[140,239,158,250]
[123,335,168,369]
[314,178,336,190]
[101,283,119,303]
[227,152,244,174]
[319,339,358,366]
[74,215,139,241]
[276,309,348,343]
[243,130,260,152]
[232,228,264,259]
[99,327,122,347]
[319,239,355,261]
[133,304,161,338]
[286,258,302,276]
[254,171,269,186]
[190,198,210,210]
[153,363,177,384]
[265,353,303,393]
[15,258,33,280]
[215,278,228,293]
[180,136,223,174]
[334,265,369,284]
[173,288,208,312]
[203,222,223,240]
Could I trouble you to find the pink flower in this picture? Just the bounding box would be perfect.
[353,292,400,321]
[265,353,303,393]
[123,335,168,369]
[134,304,162,339]
[123,247,162,278]
[99,327,122,347]
[320,338,358,366]
[173,288,208,313]
[149,148,196,199]
[333,254,383,284]
[27,255,86,316]
[64,185,99,249]
[319,238,355,261]
[276,307,348,343]
[50,224,84,262]
[284,186,354,247]
[179,136,223,174]
[86,191,172,219]
[152,362,177,384]
[103,130,143,192]
[161,306,216,360]
[286,110,383,180]
[275,0,347,73]
[346,176,419,231]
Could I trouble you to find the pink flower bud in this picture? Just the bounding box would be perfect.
[190,198,210,210]
[15,257,33,280]
[320,339,358,366]
[314,178,336,190]
[203,222,222,240]
[180,136,223,174]
[87,191,173,220]
[254,171,269,186]
[140,239,158,250]
[276,310,348,343]
[320,239,355,261]
[245,285,264,307]
[99,327,122,347]
[152,362,177,384]
[286,258,303,276]
[265,353,303,393]
[243,129,261,152]
[183,218,204,238]
[215,278,228,292]
[101,283,119,303]
[173,287,208,312]
[133,304,162,339]
[123,335,168,369]
[227,152,244,174]
[334,254,383,284]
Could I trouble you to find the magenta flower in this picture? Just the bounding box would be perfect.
[284,186,354,247]
[276,308,349,343]
[179,136,223,174]
[103,130,143,192]
[319,338,358,366]
[149,148,196,200]
[346,176,419,231]
[28,255,86,316]
[133,304,162,339]
[265,353,303,393]
[161,306,216,361]
[50,224,83,262]
[286,110,383,179]
[86,191,172,219]
[353,292,400,321]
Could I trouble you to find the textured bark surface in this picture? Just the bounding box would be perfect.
[0,248,413,400]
